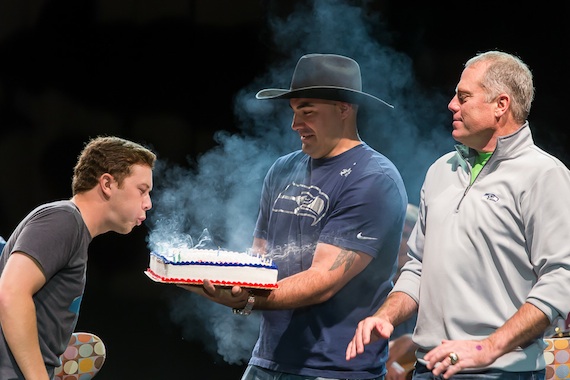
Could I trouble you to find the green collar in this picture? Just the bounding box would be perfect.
[470,152,492,184]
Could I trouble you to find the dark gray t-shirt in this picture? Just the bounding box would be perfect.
[0,200,92,379]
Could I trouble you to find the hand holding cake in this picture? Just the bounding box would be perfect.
[177,279,254,312]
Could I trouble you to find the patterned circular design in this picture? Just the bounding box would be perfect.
[545,338,570,379]
[54,332,106,380]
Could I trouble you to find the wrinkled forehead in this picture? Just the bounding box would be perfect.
[457,63,487,92]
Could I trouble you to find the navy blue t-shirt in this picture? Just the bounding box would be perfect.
[252,144,408,378]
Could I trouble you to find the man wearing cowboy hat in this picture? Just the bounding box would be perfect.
[182,53,408,379]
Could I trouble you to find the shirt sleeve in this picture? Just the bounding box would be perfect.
[523,165,570,321]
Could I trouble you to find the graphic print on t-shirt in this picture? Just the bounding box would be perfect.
[272,183,329,226]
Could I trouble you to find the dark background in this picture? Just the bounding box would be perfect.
[0,1,568,379]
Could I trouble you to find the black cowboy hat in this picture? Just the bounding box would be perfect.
[256,53,393,109]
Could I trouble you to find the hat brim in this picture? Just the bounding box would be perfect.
[256,86,394,109]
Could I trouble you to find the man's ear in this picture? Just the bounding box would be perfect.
[99,173,114,196]
[338,102,353,119]
[495,93,510,118]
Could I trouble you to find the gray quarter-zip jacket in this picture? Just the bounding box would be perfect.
[393,122,570,371]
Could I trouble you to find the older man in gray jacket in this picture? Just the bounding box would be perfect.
[347,50,570,379]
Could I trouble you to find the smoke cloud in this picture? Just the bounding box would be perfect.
[146,0,454,365]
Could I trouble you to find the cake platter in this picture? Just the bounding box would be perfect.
[144,269,278,289]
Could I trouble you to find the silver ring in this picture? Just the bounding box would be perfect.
[449,352,459,365]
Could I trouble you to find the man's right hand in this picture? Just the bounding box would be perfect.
[345,316,394,360]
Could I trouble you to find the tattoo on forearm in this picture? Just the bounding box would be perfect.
[330,249,356,273]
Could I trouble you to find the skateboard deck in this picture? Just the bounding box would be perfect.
[54,332,106,380]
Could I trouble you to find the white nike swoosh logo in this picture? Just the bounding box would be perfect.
[357,232,378,240]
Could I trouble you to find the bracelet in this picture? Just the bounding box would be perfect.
[233,293,255,316]
[390,361,405,374]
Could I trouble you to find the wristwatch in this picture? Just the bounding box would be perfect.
[233,293,255,316]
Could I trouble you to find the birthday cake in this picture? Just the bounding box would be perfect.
[145,248,278,289]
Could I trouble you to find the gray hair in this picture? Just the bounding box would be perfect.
[465,51,534,124]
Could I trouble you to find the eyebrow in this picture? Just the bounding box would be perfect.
[292,101,312,109]
[456,87,471,95]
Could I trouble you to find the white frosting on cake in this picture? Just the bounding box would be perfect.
[146,248,278,289]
